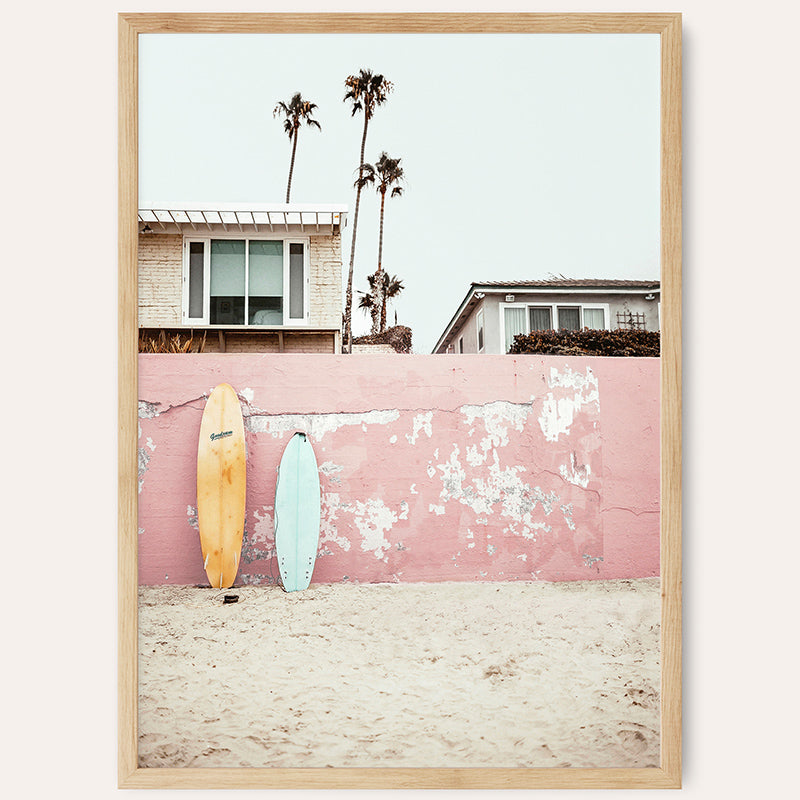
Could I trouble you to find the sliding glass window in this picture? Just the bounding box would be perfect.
[210,240,245,325]
[184,239,306,326]
[249,241,283,324]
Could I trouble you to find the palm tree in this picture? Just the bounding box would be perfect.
[357,272,405,333]
[342,69,393,352]
[379,273,404,332]
[356,152,404,334]
[357,286,375,316]
[273,92,321,203]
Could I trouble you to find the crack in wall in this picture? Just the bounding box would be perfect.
[138,396,545,420]
[600,506,660,517]
[138,395,208,418]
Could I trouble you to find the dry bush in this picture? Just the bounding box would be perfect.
[138,330,207,354]
[352,325,413,353]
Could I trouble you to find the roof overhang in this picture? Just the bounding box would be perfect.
[138,203,347,235]
[432,281,661,353]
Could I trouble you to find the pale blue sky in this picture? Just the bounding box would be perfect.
[139,33,660,352]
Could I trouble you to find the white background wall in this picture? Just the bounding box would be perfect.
[2,1,797,798]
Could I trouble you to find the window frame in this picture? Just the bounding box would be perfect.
[578,303,610,330]
[181,235,310,327]
[555,305,582,331]
[528,304,554,332]
[182,238,211,324]
[282,238,310,324]
[476,308,485,353]
[499,300,611,352]
[580,304,608,331]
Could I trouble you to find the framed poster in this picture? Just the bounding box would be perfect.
[119,12,681,789]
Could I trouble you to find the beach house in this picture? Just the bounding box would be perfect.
[432,279,661,355]
[138,203,347,353]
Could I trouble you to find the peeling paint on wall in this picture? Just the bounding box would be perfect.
[246,408,400,439]
[320,492,353,554]
[406,411,433,444]
[139,400,161,419]
[137,354,659,585]
[241,505,274,563]
[186,505,198,531]
[137,447,151,494]
[319,461,344,484]
[461,400,535,452]
[538,365,600,442]
[352,498,398,559]
[560,452,591,488]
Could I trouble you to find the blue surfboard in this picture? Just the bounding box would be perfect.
[274,432,321,592]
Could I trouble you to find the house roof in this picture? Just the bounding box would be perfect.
[432,279,661,353]
[138,202,348,235]
[473,279,661,290]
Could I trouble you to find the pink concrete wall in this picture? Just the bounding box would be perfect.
[137,354,659,585]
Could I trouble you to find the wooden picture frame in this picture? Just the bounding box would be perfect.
[119,12,681,789]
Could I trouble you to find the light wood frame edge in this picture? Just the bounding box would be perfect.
[118,12,139,789]
[118,12,682,790]
[659,11,683,790]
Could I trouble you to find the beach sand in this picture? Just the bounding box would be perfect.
[138,579,660,769]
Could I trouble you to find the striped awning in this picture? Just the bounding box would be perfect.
[138,203,347,235]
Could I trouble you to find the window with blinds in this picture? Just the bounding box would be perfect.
[529,306,553,331]
[557,306,581,331]
[501,302,609,351]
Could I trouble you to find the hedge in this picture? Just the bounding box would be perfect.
[508,328,660,357]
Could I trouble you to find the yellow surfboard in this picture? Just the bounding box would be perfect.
[196,383,246,589]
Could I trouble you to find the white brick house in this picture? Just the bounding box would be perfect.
[138,203,347,353]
